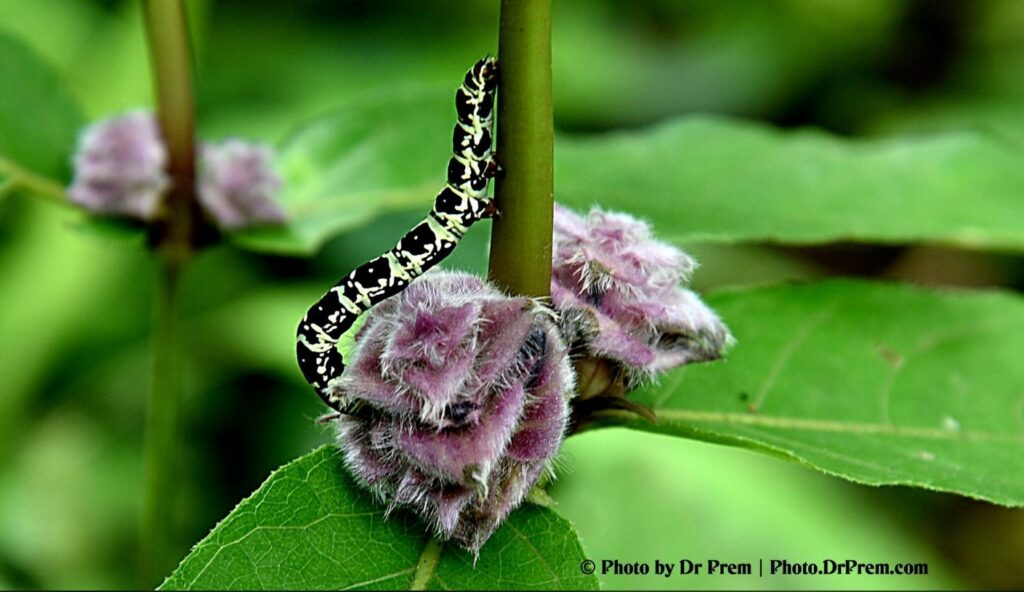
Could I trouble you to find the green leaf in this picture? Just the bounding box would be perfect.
[607,280,1024,507]
[229,87,456,255]
[0,31,83,183]
[161,445,597,590]
[556,117,1024,251]
[236,88,1024,255]
[554,429,965,590]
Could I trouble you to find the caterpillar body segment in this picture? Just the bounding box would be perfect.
[296,57,500,411]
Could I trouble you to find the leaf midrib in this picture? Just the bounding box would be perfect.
[639,409,1024,444]
[409,537,443,590]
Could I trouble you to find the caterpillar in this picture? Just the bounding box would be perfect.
[296,57,500,412]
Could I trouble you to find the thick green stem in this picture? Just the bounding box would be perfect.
[488,0,554,298]
[140,0,197,584]
[140,260,184,585]
[144,0,198,265]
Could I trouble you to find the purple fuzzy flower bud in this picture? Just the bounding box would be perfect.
[198,139,286,229]
[68,111,169,220]
[552,204,733,384]
[334,271,574,554]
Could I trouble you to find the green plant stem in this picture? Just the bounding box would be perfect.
[140,0,198,584]
[144,0,198,265]
[141,259,184,585]
[488,0,554,297]
[0,157,68,204]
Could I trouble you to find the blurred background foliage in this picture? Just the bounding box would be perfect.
[1,0,1023,589]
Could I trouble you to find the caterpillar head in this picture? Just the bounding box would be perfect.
[465,56,498,92]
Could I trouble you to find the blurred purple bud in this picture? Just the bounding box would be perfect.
[335,271,575,554]
[68,111,169,220]
[198,139,286,229]
[552,204,733,383]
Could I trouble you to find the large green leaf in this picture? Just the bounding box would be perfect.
[162,445,596,590]
[602,280,1024,507]
[239,88,1024,255]
[556,117,1024,251]
[230,87,456,255]
[554,429,964,590]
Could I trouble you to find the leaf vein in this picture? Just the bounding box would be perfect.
[752,306,835,410]
[651,409,1024,443]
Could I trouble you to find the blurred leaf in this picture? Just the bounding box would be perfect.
[190,284,313,375]
[0,0,155,118]
[557,117,1024,251]
[605,280,1024,506]
[952,0,1024,100]
[552,0,900,128]
[240,89,1024,255]
[69,1,153,118]
[162,445,597,590]
[230,87,456,255]
[195,8,496,142]
[0,0,101,75]
[0,31,83,183]
[0,202,144,456]
[0,411,140,589]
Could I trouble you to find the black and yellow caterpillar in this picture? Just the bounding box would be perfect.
[296,57,500,412]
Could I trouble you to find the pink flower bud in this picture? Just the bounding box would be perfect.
[552,204,732,384]
[68,112,287,230]
[198,139,285,229]
[335,271,574,554]
[68,111,169,220]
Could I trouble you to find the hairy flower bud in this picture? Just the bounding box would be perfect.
[68,111,169,220]
[552,204,733,385]
[334,271,574,554]
[198,139,286,229]
[68,112,286,230]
